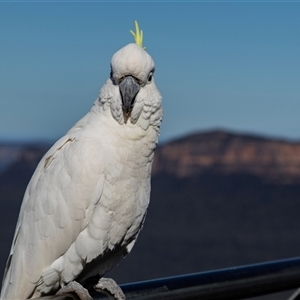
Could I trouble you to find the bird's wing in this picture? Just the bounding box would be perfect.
[2,133,105,299]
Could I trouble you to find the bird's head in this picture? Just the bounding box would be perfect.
[110,44,155,116]
[109,21,156,118]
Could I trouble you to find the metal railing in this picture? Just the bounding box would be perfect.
[38,257,300,300]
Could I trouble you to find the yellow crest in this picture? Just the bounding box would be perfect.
[130,20,146,50]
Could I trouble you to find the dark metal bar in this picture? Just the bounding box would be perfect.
[38,257,300,300]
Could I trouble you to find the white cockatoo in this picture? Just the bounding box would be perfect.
[1,21,162,300]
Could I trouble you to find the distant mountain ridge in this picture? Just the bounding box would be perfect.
[153,130,300,184]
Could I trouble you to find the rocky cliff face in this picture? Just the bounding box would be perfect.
[153,130,300,184]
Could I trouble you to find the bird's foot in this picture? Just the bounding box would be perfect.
[56,281,93,300]
[94,277,125,300]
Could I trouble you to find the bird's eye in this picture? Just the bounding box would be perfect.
[110,70,117,84]
[148,71,154,83]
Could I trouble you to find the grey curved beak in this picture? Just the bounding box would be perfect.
[119,75,140,115]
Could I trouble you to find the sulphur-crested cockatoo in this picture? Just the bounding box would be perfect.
[1,21,162,300]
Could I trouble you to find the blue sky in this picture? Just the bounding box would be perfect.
[1,1,300,143]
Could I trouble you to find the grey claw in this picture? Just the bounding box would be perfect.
[56,281,93,300]
[94,277,125,300]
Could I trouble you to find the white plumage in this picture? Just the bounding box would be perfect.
[1,41,162,299]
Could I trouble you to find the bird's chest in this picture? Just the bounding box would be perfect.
[103,155,150,237]
[83,118,156,247]
[90,136,152,246]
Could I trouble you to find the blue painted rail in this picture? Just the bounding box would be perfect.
[38,257,300,300]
